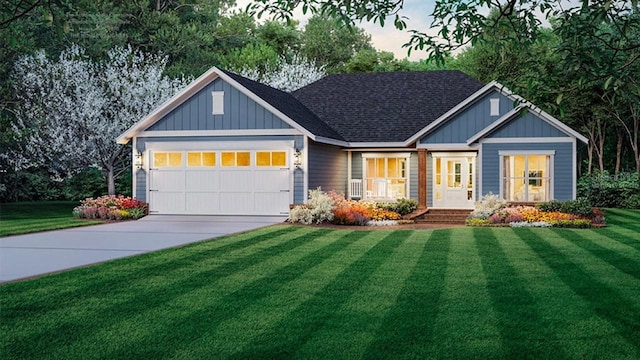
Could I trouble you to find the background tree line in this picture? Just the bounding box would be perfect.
[1,0,638,203]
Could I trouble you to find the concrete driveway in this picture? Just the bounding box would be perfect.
[0,215,285,283]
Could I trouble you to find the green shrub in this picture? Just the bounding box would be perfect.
[537,200,563,212]
[560,198,594,218]
[577,171,640,208]
[465,218,492,226]
[551,219,592,228]
[376,198,418,216]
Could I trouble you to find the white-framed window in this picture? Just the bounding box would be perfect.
[499,151,554,202]
[362,153,409,200]
[212,91,224,115]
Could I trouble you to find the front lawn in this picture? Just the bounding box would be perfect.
[1,209,639,359]
[0,201,103,237]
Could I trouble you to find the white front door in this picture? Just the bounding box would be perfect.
[433,154,476,208]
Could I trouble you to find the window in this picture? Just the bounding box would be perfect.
[221,151,250,167]
[256,151,287,167]
[212,91,224,115]
[501,153,552,202]
[187,152,216,167]
[153,152,182,167]
[490,98,500,116]
[364,155,408,199]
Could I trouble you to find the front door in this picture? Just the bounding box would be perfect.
[433,154,476,208]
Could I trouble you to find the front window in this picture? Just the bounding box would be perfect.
[502,154,551,202]
[364,156,408,199]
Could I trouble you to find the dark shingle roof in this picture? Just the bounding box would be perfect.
[220,70,345,141]
[292,71,485,143]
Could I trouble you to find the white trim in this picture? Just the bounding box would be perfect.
[137,129,303,138]
[303,136,309,204]
[406,81,523,145]
[572,137,577,199]
[478,144,483,199]
[342,148,417,152]
[349,141,407,148]
[132,137,137,198]
[212,91,224,115]
[417,143,477,150]
[430,151,478,158]
[145,140,294,151]
[480,137,575,144]
[361,152,411,158]
[498,150,556,156]
[347,151,352,198]
[314,136,350,147]
[467,106,522,144]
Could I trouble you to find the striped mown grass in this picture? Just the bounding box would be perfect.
[1,210,639,359]
[1,201,102,237]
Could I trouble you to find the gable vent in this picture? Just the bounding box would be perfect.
[212,91,224,115]
[490,98,500,116]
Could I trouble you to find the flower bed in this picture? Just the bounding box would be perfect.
[288,188,415,226]
[466,193,605,228]
[73,195,148,220]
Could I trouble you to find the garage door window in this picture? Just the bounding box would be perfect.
[222,151,251,167]
[153,152,182,167]
[256,151,287,167]
[187,152,216,167]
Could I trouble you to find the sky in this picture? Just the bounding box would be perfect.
[233,0,437,61]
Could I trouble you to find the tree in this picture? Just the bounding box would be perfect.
[5,45,189,195]
[247,1,640,72]
[236,54,326,92]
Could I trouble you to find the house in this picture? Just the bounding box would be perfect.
[117,68,588,216]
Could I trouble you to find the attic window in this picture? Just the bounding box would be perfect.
[490,98,500,116]
[212,91,224,115]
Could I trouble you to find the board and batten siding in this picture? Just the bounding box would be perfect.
[490,112,569,138]
[146,78,292,131]
[481,142,574,200]
[420,91,513,144]
[307,141,347,196]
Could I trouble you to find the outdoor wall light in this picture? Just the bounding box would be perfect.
[134,152,143,169]
[293,149,302,169]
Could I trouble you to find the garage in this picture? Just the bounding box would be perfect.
[147,148,292,215]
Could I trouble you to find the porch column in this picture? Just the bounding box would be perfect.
[418,148,427,209]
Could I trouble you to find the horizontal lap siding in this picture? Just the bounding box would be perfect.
[147,78,291,131]
[308,141,347,196]
[481,142,574,200]
[420,91,513,144]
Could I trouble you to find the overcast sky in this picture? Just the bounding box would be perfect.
[233,0,437,60]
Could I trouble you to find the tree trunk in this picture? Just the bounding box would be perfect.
[107,167,116,195]
[615,127,623,174]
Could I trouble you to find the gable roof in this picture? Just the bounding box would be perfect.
[466,102,589,144]
[117,67,344,145]
[292,70,485,144]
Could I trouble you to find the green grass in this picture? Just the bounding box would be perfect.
[1,210,639,359]
[0,201,103,237]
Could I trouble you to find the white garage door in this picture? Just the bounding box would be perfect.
[148,149,292,215]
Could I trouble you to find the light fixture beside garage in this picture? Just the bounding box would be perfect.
[293,149,302,169]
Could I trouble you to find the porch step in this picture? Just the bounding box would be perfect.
[414,209,472,225]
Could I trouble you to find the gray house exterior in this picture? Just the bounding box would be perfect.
[117,67,588,216]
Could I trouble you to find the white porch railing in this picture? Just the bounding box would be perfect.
[349,179,363,199]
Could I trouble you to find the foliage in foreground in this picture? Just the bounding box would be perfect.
[467,193,605,228]
[72,195,148,221]
[578,171,640,209]
[288,188,415,226]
